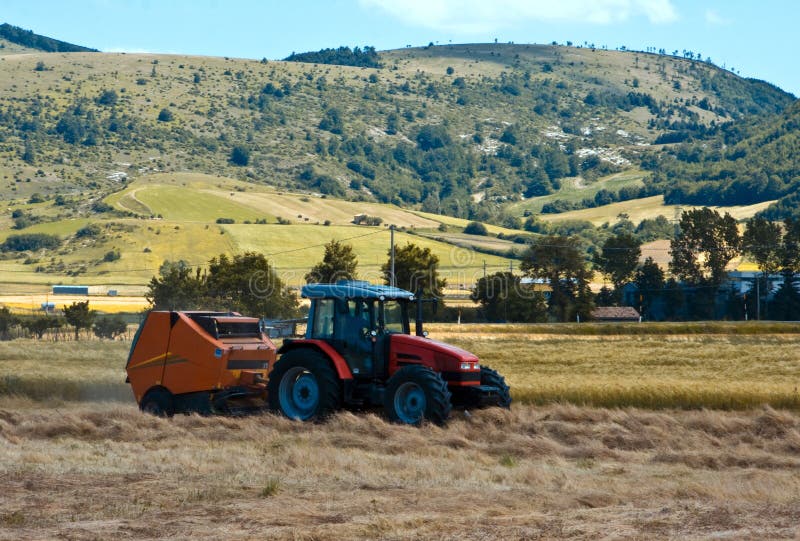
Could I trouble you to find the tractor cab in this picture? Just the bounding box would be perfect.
[268,280,511,425]
[303,281,415,379]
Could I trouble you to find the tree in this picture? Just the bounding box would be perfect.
[743,216,782,275]
[635,257,665,319]
[157,108,173,122]
[230,145,250,166]
[415,125,451,151]
[63,301,96,340]
[21,316,59,339]
[319,107,344,134]
[93,315,128,339]
[471,272,547,322]
[382,242,446,301]
[769,218,800,320]
[96,89,118,106]
[463,221,488,236]
[305,240,358,283]
[386,112,399,135]
[205,252,298,318]
[743,216,782,318]
[0,307,18,340]
[521,235,594,322]
[669,208,741,286]
[146,260,205,310]
[21,140,35,164]
[593,232,641,302]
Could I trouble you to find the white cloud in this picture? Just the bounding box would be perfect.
[360,0,678,33]
[705,9,731,26]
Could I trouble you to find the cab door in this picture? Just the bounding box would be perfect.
[332,298,377,377]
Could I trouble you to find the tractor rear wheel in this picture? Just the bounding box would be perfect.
[267,348,340,421]
[140,387,174,417]
[384,365,451,425]
[481,366,512,408]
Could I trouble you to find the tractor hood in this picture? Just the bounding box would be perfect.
[390,333,479,363]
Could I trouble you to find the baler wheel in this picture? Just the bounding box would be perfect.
[267,349,340,421]
[384,365,451,425]
[140,387,175,417]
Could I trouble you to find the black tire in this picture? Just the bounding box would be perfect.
[384,365,452,426]
[267,348,341,421]
[481,366,512,409]
[140,387,174,417]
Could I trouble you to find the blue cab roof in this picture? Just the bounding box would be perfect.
[301,280,415,300]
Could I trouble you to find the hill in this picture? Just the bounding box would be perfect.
[0,42,792,226]
[0,23,97,53]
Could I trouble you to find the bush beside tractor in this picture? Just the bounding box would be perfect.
[126,281,511,424]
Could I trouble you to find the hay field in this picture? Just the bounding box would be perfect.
[2,325,800,539]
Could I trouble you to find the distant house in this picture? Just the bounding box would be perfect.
[591,306,640,322]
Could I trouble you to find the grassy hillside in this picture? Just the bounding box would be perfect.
[0,172,515,293]
[0,42,791,228]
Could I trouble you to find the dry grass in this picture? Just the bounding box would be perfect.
[0,340,130,403]
[1,403,799,539]
[1,329,800,538]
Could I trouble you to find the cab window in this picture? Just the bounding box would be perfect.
[311,299,334,338]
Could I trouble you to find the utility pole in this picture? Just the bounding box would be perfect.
[483,260,487,281]
[390,224,396,288]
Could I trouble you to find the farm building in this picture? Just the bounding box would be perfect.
[52,285,89,295]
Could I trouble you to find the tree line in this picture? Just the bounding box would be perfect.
[0,301,127,341]
[140,208,800,325]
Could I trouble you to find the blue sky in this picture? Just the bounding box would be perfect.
[2,0,797,96]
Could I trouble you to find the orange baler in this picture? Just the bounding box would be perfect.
[126,311,276,415]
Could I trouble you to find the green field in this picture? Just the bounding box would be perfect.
[0,173,516,289]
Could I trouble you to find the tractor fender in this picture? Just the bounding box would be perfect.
[277,339,354,381]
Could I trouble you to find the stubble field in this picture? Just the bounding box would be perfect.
[1,323,800,539]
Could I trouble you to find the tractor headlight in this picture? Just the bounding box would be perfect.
[460,362,472,370]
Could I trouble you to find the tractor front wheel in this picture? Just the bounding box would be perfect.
[384,365,451,425]
[140,387,174,417]
[267,349,341,421]
[481,366,512,408]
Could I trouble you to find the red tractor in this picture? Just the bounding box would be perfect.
[268,281,510,424]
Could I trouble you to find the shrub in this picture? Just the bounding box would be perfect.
[2,233,60,252]
[157,108,173,122]
[464,221,489,236]
[230,145,250,166]
[93,315,128,339]
[76,224,102,238]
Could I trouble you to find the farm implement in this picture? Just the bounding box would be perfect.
[126,281,511,424]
